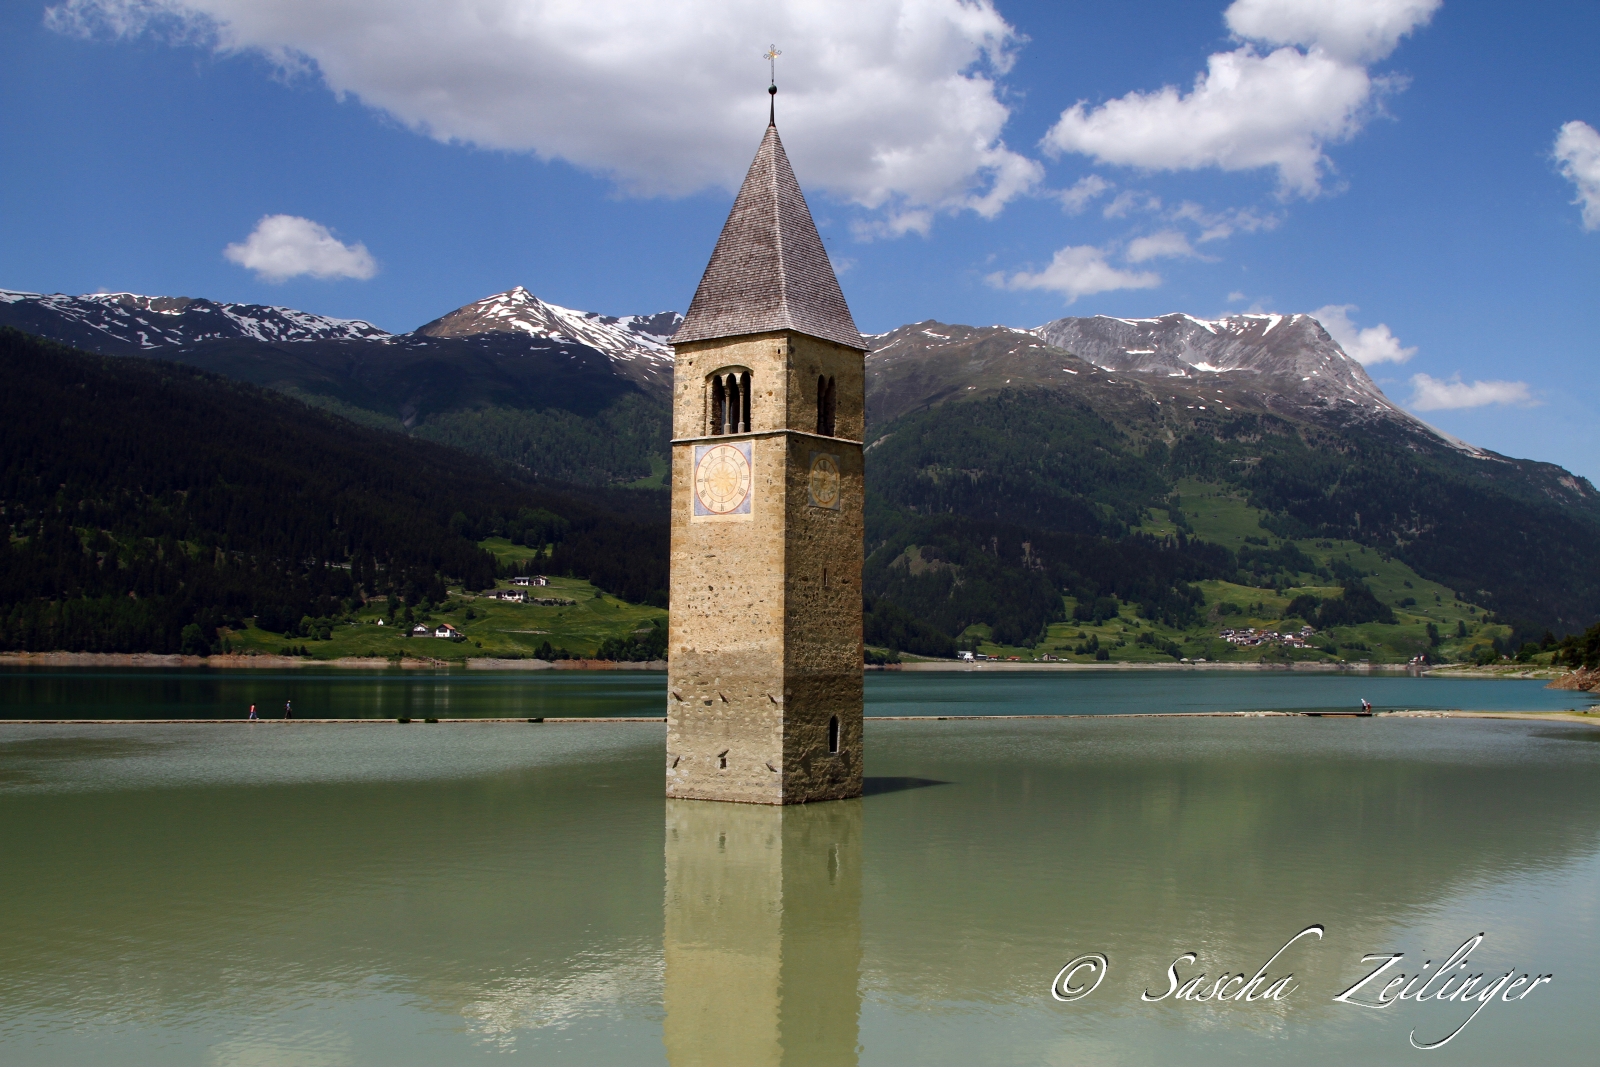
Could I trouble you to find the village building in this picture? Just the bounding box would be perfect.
[1221,625,1318,648]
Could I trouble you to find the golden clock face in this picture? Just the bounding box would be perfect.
[808,452,841,510]
[693,442,753,516]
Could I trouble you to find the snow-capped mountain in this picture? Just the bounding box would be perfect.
[866,312,1491,459]
[0,289,390,350]
[0,284,685,396]
[1034,312,1386,403]
[416,287,679,367]
[1031,312,1483,454]
[0,284,1485,458]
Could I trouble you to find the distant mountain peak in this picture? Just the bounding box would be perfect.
[415,287,680,366]
[1029,310,1488,455]
[0,288,390,348]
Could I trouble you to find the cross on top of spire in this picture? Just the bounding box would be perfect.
[764,44,781,125]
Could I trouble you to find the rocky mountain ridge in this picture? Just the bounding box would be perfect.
[868,313,1487,459]
[0,288,390,349]
[6,283,1595,513]
[0,287,1453,446]
[3,285,1597,633]
[0,286,683,397]
[416,286,678,363]
[1035,312,1487,453]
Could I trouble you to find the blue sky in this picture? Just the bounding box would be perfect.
[3,1,1598,480]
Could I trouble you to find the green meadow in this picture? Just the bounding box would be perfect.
[222,509,1518,668]
[226,543,667,662]
[960,480,1516,665]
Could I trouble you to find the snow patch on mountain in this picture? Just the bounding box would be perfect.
[415,287,678,366]
[1031,311,1488,456]
[0,288,390,347]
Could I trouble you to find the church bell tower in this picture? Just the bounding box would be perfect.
[666,99,866,805]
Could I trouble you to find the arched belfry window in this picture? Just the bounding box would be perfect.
[816,375,837,436]
[708,369,752,435]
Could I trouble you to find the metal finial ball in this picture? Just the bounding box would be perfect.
[769,84,777,95]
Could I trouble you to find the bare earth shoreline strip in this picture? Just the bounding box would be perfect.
[4,711,1596,725]
[0,651,1564,679]
[0,652,666,671]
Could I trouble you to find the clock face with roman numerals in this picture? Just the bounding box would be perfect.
[693,442,752,518]
[808,452,841,510]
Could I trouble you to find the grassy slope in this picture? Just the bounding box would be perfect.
[968,479,1512,664]
[225,539,667,662]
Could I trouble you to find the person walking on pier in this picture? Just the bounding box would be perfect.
[284,700,293,720]
[248,704,257,721]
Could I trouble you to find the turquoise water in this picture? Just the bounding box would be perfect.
[0,666,1587,719]
[2,711,1596,1065]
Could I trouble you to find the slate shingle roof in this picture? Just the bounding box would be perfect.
[673,125,865,352]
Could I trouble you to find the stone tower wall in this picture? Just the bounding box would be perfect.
[667,331,865,804]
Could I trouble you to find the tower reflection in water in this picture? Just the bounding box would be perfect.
[663,798,862,1067]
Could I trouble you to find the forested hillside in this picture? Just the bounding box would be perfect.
[7,294,1599,663]
[0,287,673,488]
[0,329,665,654]
[859,323,1600,657]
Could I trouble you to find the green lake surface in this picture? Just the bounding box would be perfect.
[0,666,1591,720]
[2,674,1597,1064]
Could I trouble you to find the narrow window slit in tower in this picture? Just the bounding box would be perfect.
[828,715,840,754]
[818,375,836,436]
[723,374,739,435]
[718,750,729,769]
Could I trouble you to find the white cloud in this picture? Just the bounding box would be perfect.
[223,214,377,282]
[1103,190,1162,219]
[1227,290,1247,302]
[46,0,1040,234]
[1409,373,1535,412]
[1042,0,1437,196]
[1170,200,1281,242]
[1312,303,1414,365]
[1054,174,1113,214]
[1554,120,1600,231]
[1224,0,1441,63]
[1125,230,1199,263]
[987,245,1161,303]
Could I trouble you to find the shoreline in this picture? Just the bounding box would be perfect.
[889,659,1405,673]
[0,652,1574,686]
[3,709,1595,726]
[0,652,666,671]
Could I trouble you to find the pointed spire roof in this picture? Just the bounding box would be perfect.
[674,125,865,351]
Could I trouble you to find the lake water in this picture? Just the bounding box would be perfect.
[2,675,1597,1065]
[0,666,1590,720]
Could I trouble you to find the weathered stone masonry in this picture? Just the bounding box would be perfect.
[666,121,866,804]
